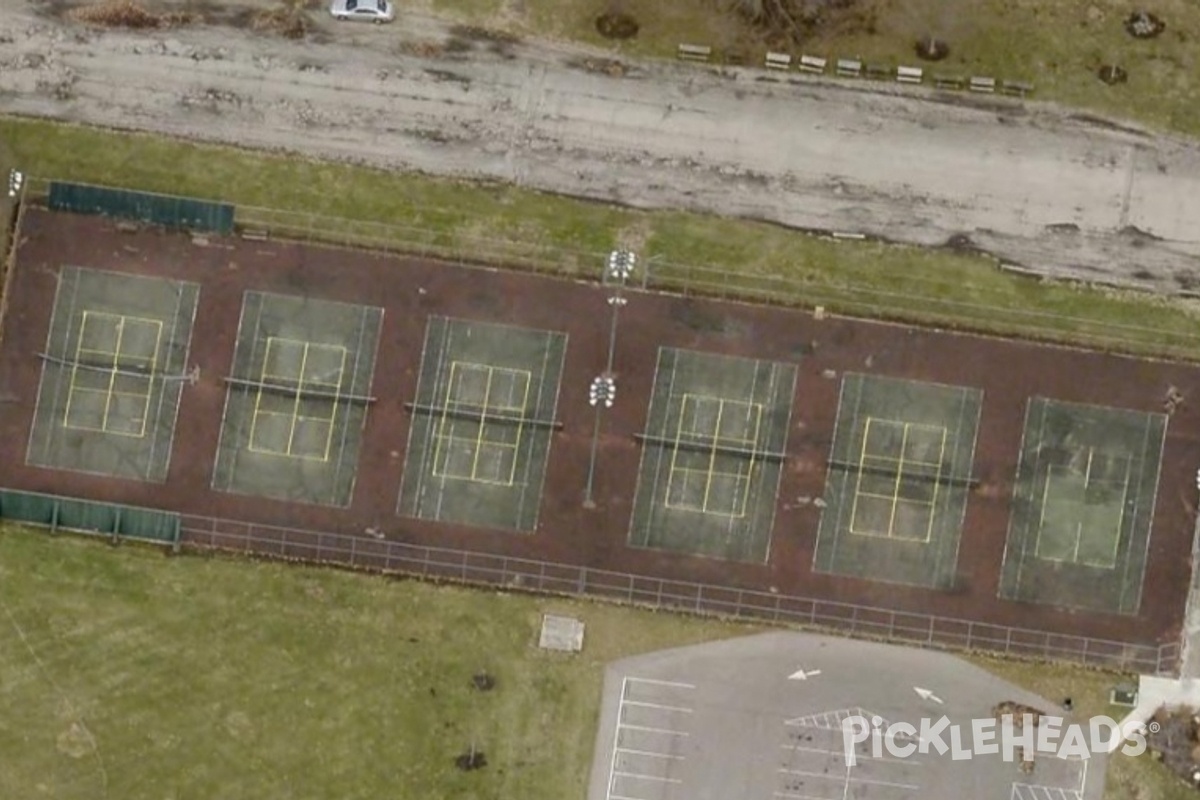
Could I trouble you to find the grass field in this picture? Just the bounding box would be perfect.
[423,0,1200,138]
[0,525,1190,799]
[4,117,1200,361]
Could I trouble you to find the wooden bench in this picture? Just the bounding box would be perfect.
[969,76,997,93]
[676,43,712,63]
[896,65,923,85]
[765,51,792,70]
[1000,80,1034,97]
[835,58,862,78]
[864,63,892,80]
[933,74,966,90]
[798,55,826,74]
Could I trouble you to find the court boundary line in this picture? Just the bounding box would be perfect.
[629,348,796,564]
[430,362,531,487]
[664,393,764,519]
[211,293,382,506]
[399,316,565,529]
[816,374,983,589]
[1032,455,1129,568]
[1003,398,1167,614]
[25,267,199,482]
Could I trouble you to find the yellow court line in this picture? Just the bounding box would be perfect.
[701,399,725,513]
[886,423,912,538]
[921,425,948,542]
[849,417,876,538]
[470,367,495,481]
[317,345,347,463]
[99,316,127,433]
[284,341,310,457]
[733,403,762,518]
[505,369,531,485]
[667,392,692,508]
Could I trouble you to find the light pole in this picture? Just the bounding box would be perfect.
[7,170,22,199]
[582,249,636,508]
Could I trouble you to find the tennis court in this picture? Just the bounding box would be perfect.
[998,398,1166,615]
[26,266,200,481]
[813,373,982,588]
[211,292,383,507]
[628,348,796,563]
[397,316,567,531]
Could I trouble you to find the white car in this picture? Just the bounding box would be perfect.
[329,0,395,23]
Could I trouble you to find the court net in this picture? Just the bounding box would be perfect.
[828,459,977,488]
[405,401,561,430]
[224,375,376,405]
[636,432,786,462]
[39,352,196,383]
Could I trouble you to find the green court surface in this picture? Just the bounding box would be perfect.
[211,292,383,507]
[628,348,796,563]
[813,373,983,589]
[397,316,567,531]
[998,398,1166,615]
[26,266,200,482]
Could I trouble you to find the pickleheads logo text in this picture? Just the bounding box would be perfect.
[840,714,1152,766]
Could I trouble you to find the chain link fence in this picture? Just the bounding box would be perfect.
[179,513,1180,676]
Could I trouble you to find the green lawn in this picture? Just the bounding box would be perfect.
[4,117,1200,360]
[0,525,1192,798]
[0,526,763,799]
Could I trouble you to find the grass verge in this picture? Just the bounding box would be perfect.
[0,525,1192,799]
[3,116,1200,360]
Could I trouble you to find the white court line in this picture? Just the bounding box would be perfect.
[619,723,690,737]
[614,771,683,784]
[617,747,685,761]
[774,793,837,800]
[627,677,696,689]
[778,768,918,790]
[780,743,923,766]
[622,700,693,713]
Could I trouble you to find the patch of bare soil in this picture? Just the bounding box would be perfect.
[67,0,199,28]
[594,12,638,39]
[1147,707,1200,788]
[245,1,315,39]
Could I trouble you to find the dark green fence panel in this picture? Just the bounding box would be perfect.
[55,498,118,534]
[0,489,180,548]
[0,490,57,525]
[48,181,235,234]
[118,507,180,545]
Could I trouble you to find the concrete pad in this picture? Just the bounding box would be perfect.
[589,632,1109,800]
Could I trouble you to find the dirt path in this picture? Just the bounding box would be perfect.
[3,1,1200,291]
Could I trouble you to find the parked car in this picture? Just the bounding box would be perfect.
[329,0,395,23]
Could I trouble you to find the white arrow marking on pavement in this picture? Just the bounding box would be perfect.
[788,669,822,680]
[914,686,943,704]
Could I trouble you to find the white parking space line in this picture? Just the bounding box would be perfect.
[778,767,919,790]
[780,743,921,767]
[627,677,696,689]
[619,723,691,737]
[618,748,686,760]
[622,700,693,713]
[605,676,695,800]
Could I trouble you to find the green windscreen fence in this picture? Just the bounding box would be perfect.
[47,181,235,235]
[0,489,180,546]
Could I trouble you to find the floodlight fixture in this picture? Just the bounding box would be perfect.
[605,249,636,282]
[588,375,616,408]
[7,170,22,198]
